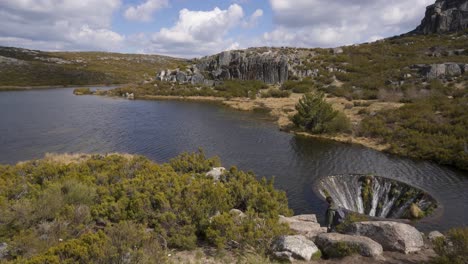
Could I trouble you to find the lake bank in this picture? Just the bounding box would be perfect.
[0,83,123,91]
[124,93,398,154]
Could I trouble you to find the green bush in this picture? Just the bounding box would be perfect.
[291,92,351,134]
[72,87,92,95]
[261,88,291,98]
[281,79,315,93]
[359,96,468,170]
[325,242,359,258]
[0,151,292,262]
[431,228,468,264]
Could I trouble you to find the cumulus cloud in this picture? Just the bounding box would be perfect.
[124,0,169,22]
[0,0,124,51]
[264,0,434,48]
[140,4,246,57]
[243,9,264,28]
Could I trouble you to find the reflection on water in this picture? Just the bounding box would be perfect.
[0,87,467,231]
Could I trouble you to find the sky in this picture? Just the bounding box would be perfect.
[0,0,434,58]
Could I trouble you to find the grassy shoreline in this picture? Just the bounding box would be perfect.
[0,83,124,92]
[121,93,394,153]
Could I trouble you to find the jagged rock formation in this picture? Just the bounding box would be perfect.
[414,0,468,34]
[196,50,289,84]
[157,49,290,85]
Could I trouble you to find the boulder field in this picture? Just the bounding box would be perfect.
[271,214,434,261]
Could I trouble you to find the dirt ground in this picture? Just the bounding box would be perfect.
[170,247,437,264]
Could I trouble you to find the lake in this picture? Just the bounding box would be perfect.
[0,87,467,231]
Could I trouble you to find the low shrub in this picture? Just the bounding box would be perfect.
[261,89,291,98]
[431,227,468,264]
[0,151,292,262]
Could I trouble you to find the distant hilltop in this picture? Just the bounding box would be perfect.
[413,0,468,34]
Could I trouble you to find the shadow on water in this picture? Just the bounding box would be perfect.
[0,87,467,231]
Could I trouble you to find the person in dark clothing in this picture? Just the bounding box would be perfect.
[325,196,338,233]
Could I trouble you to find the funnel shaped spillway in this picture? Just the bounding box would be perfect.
[318,174,437,219]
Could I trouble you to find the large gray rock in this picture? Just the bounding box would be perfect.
[428,64,448,79]
[414,0,468,34]
[445,63,463,76]
[197,50,289,84]
[191,72,205,85]
[176,71,187,83]
[279,214,326,239]
[414,63,466,79]
[272,235,319,261]
[348,221,424,254]
[428,231,445,242]
[315,233,383,258]
[205,167,226,181]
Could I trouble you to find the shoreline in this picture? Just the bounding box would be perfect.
[0,83,124,91]
[133,93,393,153]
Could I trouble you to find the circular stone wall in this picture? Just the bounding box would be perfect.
[317,174,437,219]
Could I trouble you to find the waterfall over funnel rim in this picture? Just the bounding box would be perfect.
[316,174,438,219]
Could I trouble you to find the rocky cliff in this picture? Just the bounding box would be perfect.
[414,0,468,34]
[197,50,289,84]
[157,49,291,85]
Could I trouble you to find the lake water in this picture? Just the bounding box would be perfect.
[0,87,467,231]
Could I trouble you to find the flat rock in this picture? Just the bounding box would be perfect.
[428,231,445,242]
[279,215,326,239]
[348,221,424,254]
[272,235,319,261]
[315,233,383,258]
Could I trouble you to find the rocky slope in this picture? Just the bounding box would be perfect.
[414,0,468,34]
[157,48,301,85]
[0,46,185,86]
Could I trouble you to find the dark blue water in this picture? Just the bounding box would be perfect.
[0,87,467,231]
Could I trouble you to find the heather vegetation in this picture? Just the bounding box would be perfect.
[431,227,468,264]
[297,32,468,101]
[0,47,184,86]
[0,151,292,263]
[107,80,277,99]
[359,96,468,170]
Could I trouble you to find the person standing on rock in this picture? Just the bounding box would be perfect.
[325,196,339,233]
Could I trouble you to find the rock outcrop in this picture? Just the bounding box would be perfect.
[156,49,293,85]
[347,221,424,254]
[279,214,327,239]
[197,50,289,84]
[414,0,468,34]
[411,63,467,79]
[315,233,383,258]
[272,235,320,261]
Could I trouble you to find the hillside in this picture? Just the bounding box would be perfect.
[0,46,187,87]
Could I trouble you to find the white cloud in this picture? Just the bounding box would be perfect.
[0,0,124,51]
[139,4,246,57]
[264,0,434,48]
[243,9,264,28]
[124,0,169,22]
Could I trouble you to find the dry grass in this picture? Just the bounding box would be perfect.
[17,152,136,165]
